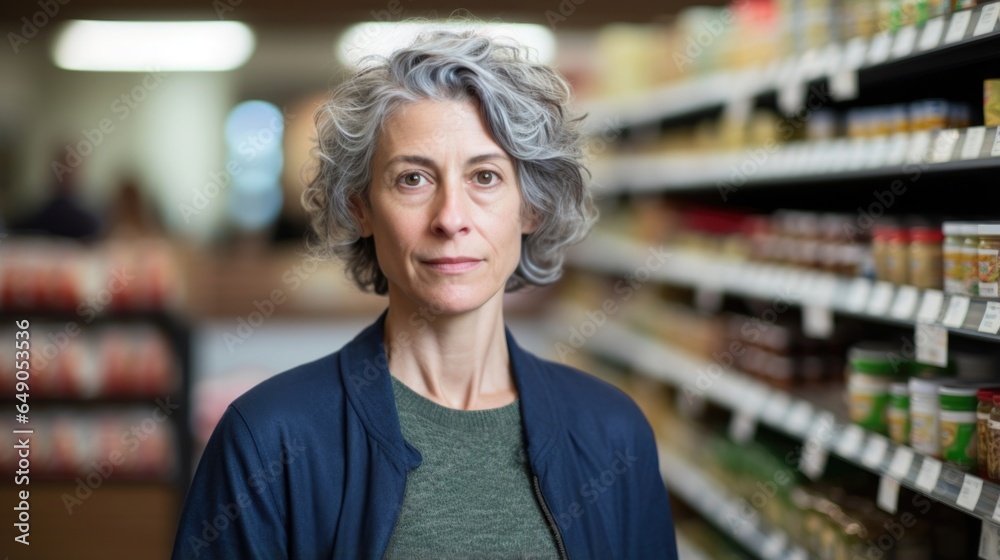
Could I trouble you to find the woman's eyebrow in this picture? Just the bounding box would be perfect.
[384,153,510,169]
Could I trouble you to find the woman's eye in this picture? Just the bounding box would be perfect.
[400,173,424,187]
[475,171,498,186]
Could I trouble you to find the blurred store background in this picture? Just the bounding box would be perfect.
[5,0,1000,557]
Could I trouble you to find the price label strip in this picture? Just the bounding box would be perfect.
[800,412,835,480]
[862,434,889,469]
[979,301,1000,334]
[916,457,943,492]
[943,295,971,327]
[891,25,918,58]
[979,520,1000,560]
[992,127,1000,157]
[945,9,973,44]
[877,476,901,514]
[916,323,948,367]
[837,424,866,458]
[974,2,1000,36]
[930,129,961,163]
[917,289,945,323]
[962,126,987,160]
[919,17,946,50]
[890,285,920,319]
[867,281,895,316]
[958,475,985,511]
[867,31,894,65]
[888,446,915,480]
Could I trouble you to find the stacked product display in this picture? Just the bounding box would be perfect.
[563,1,1000,557]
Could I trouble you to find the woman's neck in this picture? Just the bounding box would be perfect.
[382,289,517,411]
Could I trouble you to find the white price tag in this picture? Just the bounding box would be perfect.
[930,129,961,163]
[993,498,1000,524]
[837,425,866,458]
[992,127,1000,157]
[729,410,758,444]
[907,130,933,163]
[877,476,901,514]
[830,69,858,101]
[843,36,870,70]
[845,278,873,312]
[979,520,1000,560]
[762,392,792,425]
[945,9,973,44]
[892,25,918,58]
[803,305,835,339]
[917,289,945,323]
[868,30,893,64]
[979,301,1000,334]
[800,412,835,480]
[916,323,949,367]
[961,126,987,160]
[958,475,985,511]
[888,446,915,480]
[885,132,910,165]
[916,458,943,492]
[862,434,889,468]
[943,295,972,327]
[919,17,947,50]
[867,281,896,315]
[787,401,815,436]
[890,286,920,319]
[974,2,1000,36]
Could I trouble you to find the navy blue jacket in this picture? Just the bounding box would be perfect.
[171,309,678,559]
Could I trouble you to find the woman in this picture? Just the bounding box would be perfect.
[172,25,678,560]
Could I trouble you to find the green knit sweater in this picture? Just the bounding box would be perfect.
[382,374,560,560]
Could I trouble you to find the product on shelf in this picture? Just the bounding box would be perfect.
[909,225,943,290]
[888,382,911,444]
[977,388,996,479]
[990,394,1000,480]
[943,221,966,295]
[978,223,1000,299]
[910,377,951,457]
[963,223,981,297]
[939,384,983,472]
[847,342,907,434]
[986,79,1000,127]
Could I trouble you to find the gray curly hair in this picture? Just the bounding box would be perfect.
[301,23,598,295]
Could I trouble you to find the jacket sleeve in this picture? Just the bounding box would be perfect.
[631,414,679,560]
[171,404,288,560]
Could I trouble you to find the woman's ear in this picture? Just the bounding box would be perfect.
[350,194,373,238]
[521,207,540,235]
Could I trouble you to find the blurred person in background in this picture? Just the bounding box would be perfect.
[172,21,678,560]
[13,145,102,239]
[105,175,165,239]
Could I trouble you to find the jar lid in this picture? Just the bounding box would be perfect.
[848,343,902,376]
[910,227,944,243]
[940,391,978,411]
[939,385,979,397]
[943,221,969,235]
[979,223,1000,236]
[909,376,950,394]
[979,388,998,402]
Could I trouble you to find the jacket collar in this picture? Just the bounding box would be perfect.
[339,307,563,470]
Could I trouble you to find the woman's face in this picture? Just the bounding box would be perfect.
[359,98,536,315]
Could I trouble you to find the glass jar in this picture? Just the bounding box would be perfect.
[886,226,910,285]
[910,377,950,457]
[978,389,996,480]
[889,382,911,444]
[991,395,1000,481]
[943,222,965,295]
[978,224,1000,299]
[848,343,903,434]
[939,385,979,472]
[962,223,980,297]
[909,226,943,289]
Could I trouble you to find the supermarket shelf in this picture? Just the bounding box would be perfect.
[569,232,1000,343]
[581,3,1000,132]
[588,127,1000,194]
[659,444,813,560]
[592,320,1000,526]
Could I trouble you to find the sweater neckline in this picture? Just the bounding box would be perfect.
[389,374,521,432]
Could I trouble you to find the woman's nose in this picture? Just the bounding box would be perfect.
[429,179,471,238]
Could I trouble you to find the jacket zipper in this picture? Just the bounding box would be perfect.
[380,474,409,560]
[532,474,569,560]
